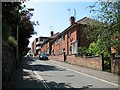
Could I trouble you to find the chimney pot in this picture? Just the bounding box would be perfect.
[51,31,54,36]
[70,16,75,25]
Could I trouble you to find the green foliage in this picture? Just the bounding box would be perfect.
[2,23,10,41]
[7,36,17,47]
[86,1,120,55]
[78,39,110,57]
[2,2,38,59]
[78,47,91,56]
[88,42,101,56]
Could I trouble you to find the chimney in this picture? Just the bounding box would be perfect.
[70,16,75,25]
[50,31,54,36]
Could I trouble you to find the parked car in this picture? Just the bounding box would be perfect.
[39,52,48,60]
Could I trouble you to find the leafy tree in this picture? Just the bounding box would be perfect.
[78,47,88,56]
[85,0,120,55]
[2,2,22,41]
[2,2,38,59]
[88,41,101,56]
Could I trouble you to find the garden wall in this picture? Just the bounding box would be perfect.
[49,54,102,70]
[2,41,16,88]
[111,57,120,74]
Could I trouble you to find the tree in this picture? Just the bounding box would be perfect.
[85,0,120,55]
[2,2,38,59]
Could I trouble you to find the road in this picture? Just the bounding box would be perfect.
[27,57,119,89]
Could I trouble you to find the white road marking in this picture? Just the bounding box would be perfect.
[29,62,50,90]
[50,60,119,87]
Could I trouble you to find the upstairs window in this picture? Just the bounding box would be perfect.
[55,39,59,45]
[68,31,71,37]
[62,35,65,42]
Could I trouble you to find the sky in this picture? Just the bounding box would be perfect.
[23,1,97,47]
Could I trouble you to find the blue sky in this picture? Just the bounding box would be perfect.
[24,1,96,47]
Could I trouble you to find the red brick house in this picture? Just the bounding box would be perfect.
[31,38,38,56]
[51,16,96,55]
[31,37,49,56]
[41,31,59,55]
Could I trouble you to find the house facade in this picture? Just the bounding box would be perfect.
[51,16,92,56]
[31,36,49,56]
[40,31,59,55]
[38,16,119,56]
[36,36,49,55]
[31,38,37,56]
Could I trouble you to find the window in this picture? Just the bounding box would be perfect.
[71,41,78,54]
[68,31,71,37]
[55,39,59,45]
[62,35,65,41]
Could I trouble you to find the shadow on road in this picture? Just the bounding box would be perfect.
[6,57,92,89]
[30,64,65,72]
[25,56,66,72]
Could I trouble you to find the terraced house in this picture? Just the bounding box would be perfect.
[31,36,49,56]
[40,16,96,56]
[51,16,94,55]
[40,31,59,55]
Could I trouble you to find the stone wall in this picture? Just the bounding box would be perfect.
[2,41,16,88]
[111,57,120,74]
[49,55,102,70]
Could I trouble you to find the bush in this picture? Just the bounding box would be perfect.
[7,36,17,47]
[78,47,91,56]
[88,42,101,56]
[2,23,10,41]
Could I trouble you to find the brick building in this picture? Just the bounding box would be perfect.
[51,16,95,55]
[31,37,49,56]
[40,31,59,55]
[40,16,96,56]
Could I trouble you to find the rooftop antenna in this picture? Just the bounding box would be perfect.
[68,8,71,18]
[49,26,53,31]
[74,9,76,19]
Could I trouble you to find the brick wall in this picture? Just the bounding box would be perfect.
[49,55,102,70]
[2,41,16,88]
[111,57,120,74]
[77,24,92,47]
[49,54,64,62]
[41,42,49,54]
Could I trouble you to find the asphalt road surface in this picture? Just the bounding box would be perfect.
[27,57,119,89]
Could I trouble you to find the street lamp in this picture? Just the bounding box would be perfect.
[16,8,34,69]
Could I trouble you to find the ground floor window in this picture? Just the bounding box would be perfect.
[71,41,78,54]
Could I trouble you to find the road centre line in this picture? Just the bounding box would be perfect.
[29,62,50,90]
[49,60,119,87]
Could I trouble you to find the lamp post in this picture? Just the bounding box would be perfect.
[16,25,19,69]
[16,8,34,69]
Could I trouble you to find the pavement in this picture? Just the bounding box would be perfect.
[7,56,45,89]
[6,56,120,89]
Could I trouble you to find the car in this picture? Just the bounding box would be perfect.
[39,52,48,60]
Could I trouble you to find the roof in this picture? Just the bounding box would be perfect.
[38,36,49,39]
[77,17,100,26]
[41,32,60,47]
[41,17,99,46]
[51,17,97,42]
[50,32,60,39]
